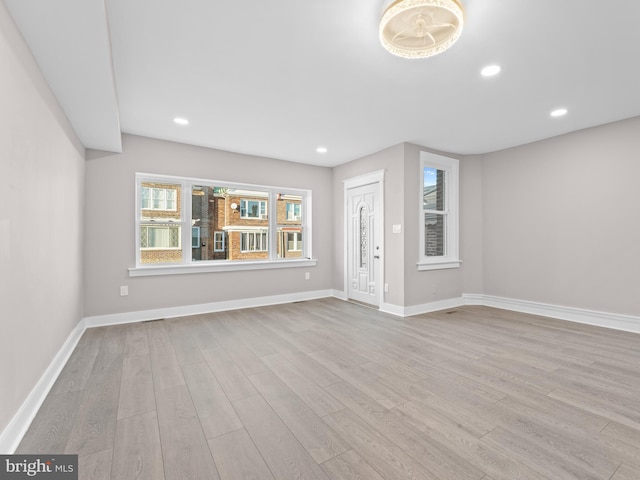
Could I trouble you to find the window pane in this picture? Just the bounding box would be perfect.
[192,185,219,261]
[425,213,445,257]
[423,168,445,211]
[237,191,268,220]
[277,194,302,259]
[140,225,182,264]
[140,183,181,218]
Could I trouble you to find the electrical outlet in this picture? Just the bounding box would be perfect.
[120,286,129,296]
[384,283,389,292]
[305,272,310,280]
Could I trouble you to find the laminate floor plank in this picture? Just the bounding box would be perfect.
[164,318,205,366]
[18,299,640,480]
[123,323,149,357]
[201,345,257,401]
[79,448,112,480]
[323,408,439,480]
[250,370,349,463]
[182,362,243,439]
[146,321,185,392]
[325,381,485,480]
[16,391,83,454]
[117,354,155,420]
[49,328,103,395]
[233,394,330,480]
[481,426,615,480]
[320,450,386,480]
[208,428,275,480]
[156,385,220,480]
[611,464,640,480]
[111,411,164,480]
[65,327,124,457]
[261,353,345,416]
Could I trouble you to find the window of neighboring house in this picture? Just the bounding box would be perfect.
[241,231,268,252]
[133,174,314,274]
[286,202,301,221]
[192,226,200,248]
[141,187,177,211]
[418,152,460,270]
[213,231,225,252]
[140,225,181,249]
[240,199,267,219]
[287,232,302,251]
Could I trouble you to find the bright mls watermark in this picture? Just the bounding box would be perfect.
[0,455,77,479]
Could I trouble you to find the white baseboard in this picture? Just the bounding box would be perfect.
[83,289,336,328]
[463,294,640,334]
[380,297,465,317]
[0,320,87,454]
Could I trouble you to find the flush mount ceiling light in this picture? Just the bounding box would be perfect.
[550,108,568,117]
[380,0,464,59]
[173,117,189,125]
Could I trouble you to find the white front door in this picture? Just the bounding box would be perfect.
[347,181,382,307]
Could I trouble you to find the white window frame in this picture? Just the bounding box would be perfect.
[418,152,461,271]
[213,231,225,252]
[132,173,316,276]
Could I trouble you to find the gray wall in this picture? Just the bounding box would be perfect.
[332,143,406,306]
[0,2,85,434]
[481,116,640,316]
[332,143,475,309]
[84,135,333,317]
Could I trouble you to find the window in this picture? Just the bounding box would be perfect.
[241,199,267,219]
[134,174,313,274]
[213,231,225,252]
[140,225,181,249]
[241,231,268,252]
[192,226,200,248]
[287,232,302,251]
[141,187,177,211]
[286,202,301,221]
[418,152,460,270]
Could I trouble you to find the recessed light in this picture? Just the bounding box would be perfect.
[481,65,501,77]
[173,117,189,125]
[550,108,568,117]
[316,147,328,154]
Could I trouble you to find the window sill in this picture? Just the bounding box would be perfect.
[417,260,461,271]
[129,258,318,277]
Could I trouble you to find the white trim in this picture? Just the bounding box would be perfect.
[462,294,640,334]
[417,260,461,271]
[129,258,318,277]
[343,169,385,189]
[419,152,460,270]
[0,320,87,454]
[380,297,465,317]
[343,170,385,308]
[83,290,336,327]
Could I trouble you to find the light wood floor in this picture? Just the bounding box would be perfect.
[18,298,640,480]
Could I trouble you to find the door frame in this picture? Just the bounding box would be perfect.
[343,169,385,308]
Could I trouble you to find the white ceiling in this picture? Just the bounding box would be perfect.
[6,0,640,167]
